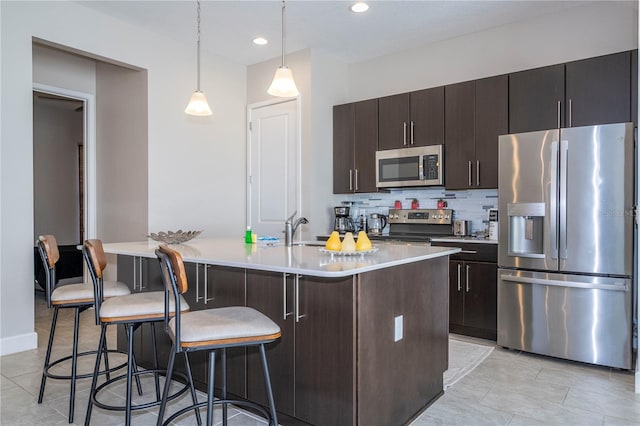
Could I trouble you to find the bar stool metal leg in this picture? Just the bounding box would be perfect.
[207,350,216,426]
[183,352,203,426]
[259,344,278,426]
[38,307,59,404]
[125,323,135,426]
[156,343,176,426]
[222,348,227,426]
[85,324,107,426]
[150,322,161,401]
[68,306,81,423]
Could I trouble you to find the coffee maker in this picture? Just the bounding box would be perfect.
[334,206,355,233]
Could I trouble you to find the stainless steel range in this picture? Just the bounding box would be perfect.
[372,209,454,242]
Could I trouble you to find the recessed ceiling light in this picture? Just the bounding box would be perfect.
[350,2,369,13]
[253,37,268,45]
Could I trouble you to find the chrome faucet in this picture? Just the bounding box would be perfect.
[284,211,309,246]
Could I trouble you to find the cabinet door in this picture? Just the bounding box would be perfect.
[205,266,247,397]
[333,104,355,194]
[566,51,631,127]
[246,271,295,416]
[445,81,475,189]
[509,64,565,133]
[410,86,444,147]
[295,275,354,426]
[353,99,378,193]
[378,93,409,150]
[463,261,497,340]
[449,260,465,330]
[475,75,507,189]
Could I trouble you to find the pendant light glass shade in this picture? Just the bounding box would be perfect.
[268,66,299,97]
[186,0,212,116]
[185,91,213,116]
[269,1,298,97]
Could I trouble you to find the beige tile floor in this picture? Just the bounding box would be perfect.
[1,290,638,425]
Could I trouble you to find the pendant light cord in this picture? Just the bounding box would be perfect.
[196,0,201,91]
[280,0,285,68]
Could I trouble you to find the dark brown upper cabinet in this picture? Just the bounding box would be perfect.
[333,99,378,194]
[378,87,444,150]
[509,64,565,133]
[510,50,634,133]
[445,75,507,190]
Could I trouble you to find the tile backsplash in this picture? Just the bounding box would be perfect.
[338,188,498,235]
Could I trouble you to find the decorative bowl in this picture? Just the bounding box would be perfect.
[147,230,203,244]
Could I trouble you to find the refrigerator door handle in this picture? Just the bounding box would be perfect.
[500,274,628,292]
[559,140,568,260]
[549,141,559,260]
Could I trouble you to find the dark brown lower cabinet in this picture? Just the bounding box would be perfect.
[116,255,449,426]
[246,271,355,426]
[449,259,497,341]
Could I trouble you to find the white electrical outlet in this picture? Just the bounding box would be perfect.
[394,315,403,342]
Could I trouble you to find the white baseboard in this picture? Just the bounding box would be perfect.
[0,332,38,356]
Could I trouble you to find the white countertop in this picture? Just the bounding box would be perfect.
[103,238,460,278]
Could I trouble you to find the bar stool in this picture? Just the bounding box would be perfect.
[82,239,200,426]
[155,244,280,426]
[36,235,131,423]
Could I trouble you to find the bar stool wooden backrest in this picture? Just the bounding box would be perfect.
[156,244,187,348]
[37,235,60,309]
[82,239,108,325]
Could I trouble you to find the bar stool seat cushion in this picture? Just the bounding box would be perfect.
[51,281,130,304]
[99,291,190,321]
[169,306,280,345]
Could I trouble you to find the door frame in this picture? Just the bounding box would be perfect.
[246,97,302,229]
[33,83,96,241]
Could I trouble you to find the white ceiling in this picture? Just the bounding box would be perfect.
[77,1,631,66]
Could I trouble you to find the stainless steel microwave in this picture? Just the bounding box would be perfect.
[375,145,444,188]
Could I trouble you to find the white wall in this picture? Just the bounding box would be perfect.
[0,1,247,355]
[348,1,638,100]
[247,49,349,239]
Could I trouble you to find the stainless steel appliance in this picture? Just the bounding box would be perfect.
[368,213,388,235]
[376,145,444,188]
[453,220,471,236]
[383,209,453,242]
[497,122,634,369]
[334,206,355,233]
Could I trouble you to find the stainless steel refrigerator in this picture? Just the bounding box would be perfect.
[497,122,635,369]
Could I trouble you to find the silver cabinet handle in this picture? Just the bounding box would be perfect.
[132,256,137,291]
[283,273,293,320]
[349,169,353,191]
[457,264,461,291]
[138,257,144,290]
[468,161,472,186]
[403,122,407,146]
[476,160,480,186]
[204,264,214,303]
[410,121,415,145]
[557,100,561,129]
[465,264,470,292]
[196,263,201,301]
[295,274,305,322]
[460,250,477,254]
[568,98,572,127]
[355,169,359,191]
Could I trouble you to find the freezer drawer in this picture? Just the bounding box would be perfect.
[497,269,632,369]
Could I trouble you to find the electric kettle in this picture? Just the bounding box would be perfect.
[368,213,388,235]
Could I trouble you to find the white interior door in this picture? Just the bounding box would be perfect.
[247,99,299,237]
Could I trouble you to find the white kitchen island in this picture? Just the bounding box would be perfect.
[104,238,460,426]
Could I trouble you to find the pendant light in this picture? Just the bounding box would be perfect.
[185,0,212,116]
[268,0,299,97]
